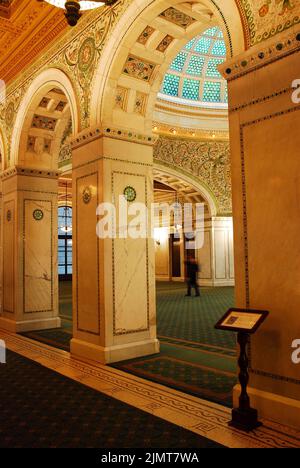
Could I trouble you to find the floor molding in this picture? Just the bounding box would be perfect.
[1,329,299,449]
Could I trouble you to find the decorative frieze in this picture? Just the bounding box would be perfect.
[156,35,174,53]
[220,29,300,82]
[122,55,157,82]
[159,8,196,29]
[1,166,59,181]
[134,92,148,116]
[154,136,232,215]
[115,86,129,111]
[70,126,156,150]
[137,26,155,45]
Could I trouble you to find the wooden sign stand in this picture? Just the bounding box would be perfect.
[215,308,269,432]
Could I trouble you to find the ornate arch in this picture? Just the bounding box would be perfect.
[154,161,218,217]
[10,68,80,168]
[90,0,246,130]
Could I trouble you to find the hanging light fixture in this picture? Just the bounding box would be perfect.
[60,182,72,233]
[40,0,117,27]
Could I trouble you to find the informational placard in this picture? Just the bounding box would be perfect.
[215,308,269,334]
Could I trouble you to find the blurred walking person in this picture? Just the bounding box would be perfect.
[185,257,200,297]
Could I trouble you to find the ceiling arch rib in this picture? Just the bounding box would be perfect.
[10,68,79,169]
[90,0,246,131]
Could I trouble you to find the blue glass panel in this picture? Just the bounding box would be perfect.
[194,37,211,54]
[161,73,180,96]
[206,58,224,78]
[203,27,218,37]
[186,55,205,76]
[203,81,221,102]
[211,40,226,56]
[169,52,187,72]
[184,38,196,50]
[182,78,200,100]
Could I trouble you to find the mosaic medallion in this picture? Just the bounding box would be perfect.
[5,102,14,127]
[78,38,96,72]
[33,209,44,221]
[123,186,137,203]
[6,210,12,222]
[82,186,92,204]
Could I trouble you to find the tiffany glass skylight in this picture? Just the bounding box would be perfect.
[159,27,228,108]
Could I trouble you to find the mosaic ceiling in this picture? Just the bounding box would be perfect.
[159,27,228,108]
[0,0,299,86]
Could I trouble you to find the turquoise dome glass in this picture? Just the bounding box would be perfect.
[159,27,228,107]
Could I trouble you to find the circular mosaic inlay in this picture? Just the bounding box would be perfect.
[6,210,12,222]
[83,186,92,204]
[33,209,44,221]
[5,102,14,127]
[123,186,137,203]
[78,38,96,73]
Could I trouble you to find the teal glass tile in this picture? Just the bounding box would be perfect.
[203,27,218,37]
[182,78,200,100]
[203,81,221,102]
[206,58,224,78]
[194,37,211,54]
[169,52,187,72]
[161,73,180,96]
[185,38,196,50]
[186,55,205,76]
[211,40,226,56]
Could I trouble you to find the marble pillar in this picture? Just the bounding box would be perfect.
[0,167,60,332]
[221,30,300,428]
[70,127,159,364]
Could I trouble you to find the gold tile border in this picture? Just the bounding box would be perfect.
[1,330,299,449]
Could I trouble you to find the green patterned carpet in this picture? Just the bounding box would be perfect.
[22,281,237,407]
[0,350,224,448]
[114,283,237,407]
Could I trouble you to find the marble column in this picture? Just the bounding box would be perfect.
[221,30,300,428]
[70,126,159,364]
[198,217,235,287]
[0,167,60,332]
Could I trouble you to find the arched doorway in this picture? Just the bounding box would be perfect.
[85,0,242,404]
[0,69,78,337]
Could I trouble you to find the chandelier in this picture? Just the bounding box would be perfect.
[41,1,118,26]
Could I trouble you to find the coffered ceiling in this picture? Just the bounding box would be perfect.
[0,0,67,84]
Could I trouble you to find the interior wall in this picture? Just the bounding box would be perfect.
[224,29,300,428]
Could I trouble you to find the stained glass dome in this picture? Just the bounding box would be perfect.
[158,27,228,109]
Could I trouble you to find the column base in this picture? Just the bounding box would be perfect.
[70,338,160,365]
[0,316,61,333]
[233,384,300,430]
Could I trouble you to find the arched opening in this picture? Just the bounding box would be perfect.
[6,70,78,350]
[88,0,242,405]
